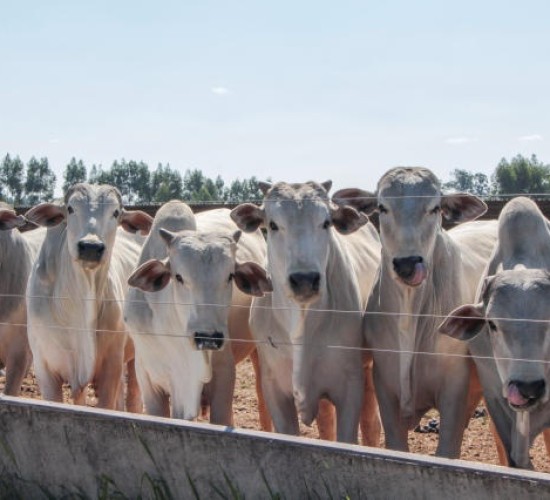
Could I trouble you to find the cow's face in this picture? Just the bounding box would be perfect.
[24,184,152,271]
[231,181,368,305]
[484,271,550,411]
[368,168,485,287]
[64,185,122,269]
[440,269,550,412]
[128,230,271,351]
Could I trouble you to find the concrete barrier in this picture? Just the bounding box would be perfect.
[0,396,548,499]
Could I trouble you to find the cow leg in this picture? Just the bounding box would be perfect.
[250,349,272,432]
[544,429,550,457]
[34,360,63,403]
[360,362,381,447]
[207,348,236,426]
[317,399,336,441]
[332,374,363,444]
[95,354,124,410]
[125,358,142,413]
[373,365,409,451]
[4,339,32,396]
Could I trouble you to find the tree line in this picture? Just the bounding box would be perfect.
[0,155,268,206]
[1,153,549,206]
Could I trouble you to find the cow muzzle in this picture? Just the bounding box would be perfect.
[507,379,546,410]
[288,272,321,302]
[392,256,427,286]
[194,332,225,351]
[77,240,106,264]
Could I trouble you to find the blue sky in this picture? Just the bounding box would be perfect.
[1,0,549,195]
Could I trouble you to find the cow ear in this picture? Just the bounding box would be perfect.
[441,194,487,223]
[120,210,153,235]
[230,204,265,233]
[332,188,378,215]
[159,228,178,246]
[331,205,369,235]
[128,259,171,292]
[233,261,273,297]
[321,180,333,193]
[438,303,486,341]
[258,182,272,195]
[0,209,27,231]
[25,203,66,227]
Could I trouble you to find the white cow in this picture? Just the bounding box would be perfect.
[125,203,272,422]
[25,184,152,409]
[231,181,382,444]
[440,196,550,468]
[0,204,46,395]
[334,167,498,457]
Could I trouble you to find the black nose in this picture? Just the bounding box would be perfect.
[392,256,423,279]
[512,379,546,402]
[194,332,224,351]
[78,241,106,262]
[289,272,321,296]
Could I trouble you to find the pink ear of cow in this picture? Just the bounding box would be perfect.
[331,205,369,235]
[128,259,171,292]
[25,203,66,227]
[332,188,378,215]
[230,204,265,233]
[233,261,273,297]
[120,210,154,235]
[0,209,27,231]
[438,304,486,341]
[441,194,487,224]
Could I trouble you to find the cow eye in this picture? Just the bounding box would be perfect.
[378,204,388,214]
[269,221,279,231]
[67,206,74,215]
[488,320,497,331]
[322,220,331,230]
[228,273,234,283]
[113,209,120,218]
[175,274,184,284]
[430,206,441,215]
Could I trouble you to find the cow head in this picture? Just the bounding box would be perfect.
[0,203,27,231]
[128,229,271,351]
[334,168,486,287]
[231,180,368,305]
[439,269,550,412]
[25,184,152,270]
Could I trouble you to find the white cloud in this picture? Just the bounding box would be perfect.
[518,134,543,142]
[211,86,229,95]
[48,138,60,144]
[444,136,477,145]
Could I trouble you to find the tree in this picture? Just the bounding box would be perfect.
[151,163,184,202]
[224,176,265,202]
[492,154,550,194]
[25,157,56,204]
[62,157,87,194]
[443,169,490,197]
[1,154,25,204]
[182,169,224,202]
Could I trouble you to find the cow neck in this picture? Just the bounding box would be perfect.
[48,225,111,389]
[379,243,440,419]
[512,411,531,468]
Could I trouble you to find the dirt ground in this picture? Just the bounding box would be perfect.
[6,359,550,474]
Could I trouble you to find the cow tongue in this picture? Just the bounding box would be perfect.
[407,262,427,286]
[508,384,529,407]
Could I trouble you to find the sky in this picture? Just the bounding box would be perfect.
[1,0,550,196]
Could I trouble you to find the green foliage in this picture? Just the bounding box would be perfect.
[443,169,490,196]
[63,157,87,194]
[151,163,183,202]
[493,154,550,194]
[24,156,56,204]
[0,154,25,204]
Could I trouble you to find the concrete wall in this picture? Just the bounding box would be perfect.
[0,397,548,499]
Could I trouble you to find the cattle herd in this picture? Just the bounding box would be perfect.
[0,166,549,471]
